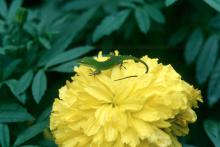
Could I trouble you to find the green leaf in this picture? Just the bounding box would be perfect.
[2,59,21,80]
[184,28,204,65]
[204,0,220,13]
[49,60,78,73]
[102,0,118,14]
[20,145,40,147]
[37,107,52,122]
[118,1,136,9]
[0,124,10,147]
[165,0,177,6]
[169,27,188,46]
[17,70,34,94]
[38,37,51,50]
[0,101,34,123]
[46,46,94,68]
[93,10,130,42]
[0,57,3,80]
[31,70,47,104]
[182,144,197,147]
[37,140,56,147]
[14,121,48,147]
[0,0,7,18]
[4,79,18,96]
[38,8,97,66]
[4,80,27,104]
[208,59,220,106]
[121,0,144,4]
[145,5,165,23]
[135,7,150,33]
[196,35,219,85]
[15,8,28,25]
[63,0,103,11]
[209,14,220,31]
[8,0,23,22]
[204,120,220,147]
[16,93,27,104]
[0,20,4,33]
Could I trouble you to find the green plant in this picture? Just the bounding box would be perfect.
[1,0,220,146]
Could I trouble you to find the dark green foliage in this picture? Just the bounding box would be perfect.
[165,0,177,6]
[196,35,218,85]
[14,121,48,147]
[93,10,130,42]
[204,0,220,13]
[208,59,220,107]
[31,70,47,104]
[204,120,220,147]
[184,28,204,65]
[135,7,150,33]
[0,101,34,123]
[0,0,220,146]
[0,124,10,147]
[45,46,95,68]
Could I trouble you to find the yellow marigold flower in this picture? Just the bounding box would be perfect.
[50,51,202,147]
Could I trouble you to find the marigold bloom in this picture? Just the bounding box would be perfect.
[50,51,202,147]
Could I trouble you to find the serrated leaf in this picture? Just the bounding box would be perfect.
[0,124,10,147]
[8,0,23,22]
[0,101,34,123]
[46,46,94,68]
[204,120,220,147]
[204,0,220,13]
[196,35,219,85]
[14,121,48,147]
[2,59,21,80]
[38,8,97,66]
[208,59,220,106]
[49,60,78,73]
[93,10,130,42]
[39,37,51,50]
[0,0,7,18]
[17,70,33,94]
[184,28,204,65]
[145,5,165,23]
[165,0,177,6]
[135,7,150,34]
[31,70,47,104]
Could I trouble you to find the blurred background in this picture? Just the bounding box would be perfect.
[0,0,220,146]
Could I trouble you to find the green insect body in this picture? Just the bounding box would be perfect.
[80,54,149,80]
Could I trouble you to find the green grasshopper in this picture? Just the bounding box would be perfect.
[80,54,149,81]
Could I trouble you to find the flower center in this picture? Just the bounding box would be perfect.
[108,94,117,108]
